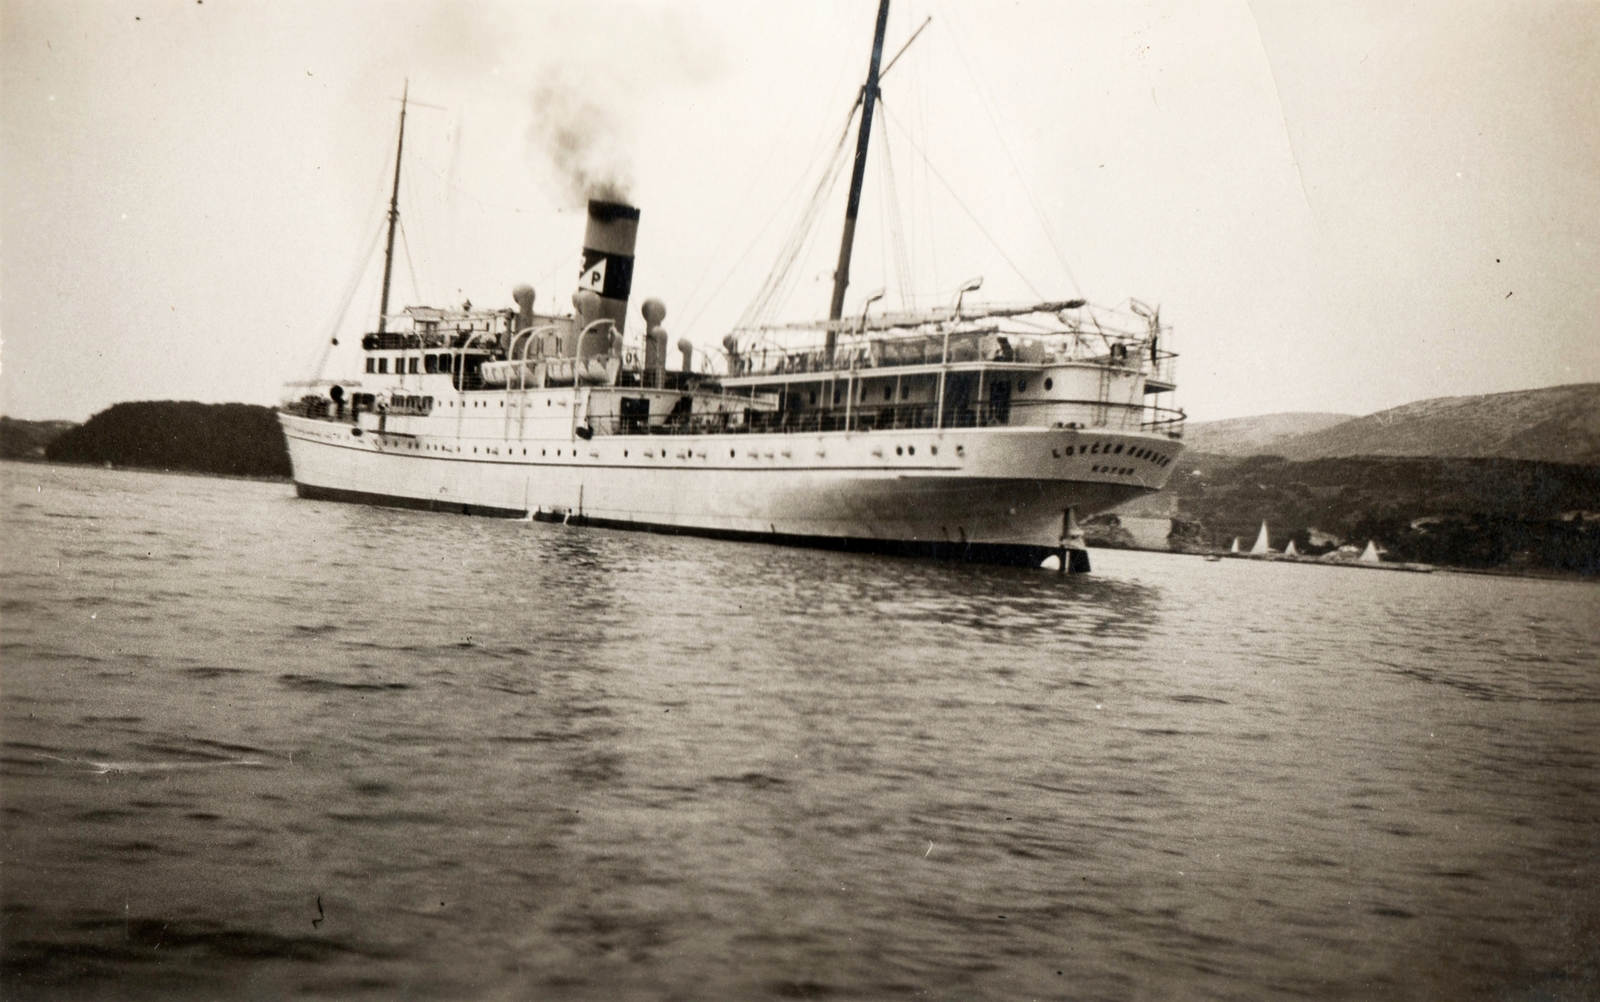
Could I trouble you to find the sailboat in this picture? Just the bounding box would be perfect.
[1283,539,1299,557]
[1249,521,1272,556]
[277,1,1187,571]
[1359,540,1381,562]
[1229,537,1241,553]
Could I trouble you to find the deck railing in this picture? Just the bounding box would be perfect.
[589,398,1180,438]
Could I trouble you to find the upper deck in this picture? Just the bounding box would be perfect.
[717,301,1182,436]
[284,300,1184,440]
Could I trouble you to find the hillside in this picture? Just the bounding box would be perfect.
[1169,453,1600,573]
[0,417,78,460]
[44,402,290,479]
[1268,383,1600,465]
[1181,412,1353,456]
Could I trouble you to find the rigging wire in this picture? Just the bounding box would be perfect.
[733,108,857,332]
[876,116,915,310]
[756,141,854,330]
[400,165,439,308]
[682,100,858,339]
[878,98,1044,300]
[931,0,1081,296]
[298,128,399,385]
[398,216,424,309]
[677,51,844,328]
[300,212,387,385]
[911,48,941,300]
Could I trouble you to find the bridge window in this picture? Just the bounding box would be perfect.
[377,358,389,374]
[1044,378,1053,391]
[365,358,375,373]
[409,358,419,374]
[883,386,892,401]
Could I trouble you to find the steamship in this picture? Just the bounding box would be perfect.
[279,4,1186,571]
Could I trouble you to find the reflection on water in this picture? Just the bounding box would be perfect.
[2,462,1597,1001]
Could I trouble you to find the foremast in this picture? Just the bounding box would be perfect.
[376,81,409,337]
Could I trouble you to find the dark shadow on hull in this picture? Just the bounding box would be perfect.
[294,481,1065,569]
[295,481,525,518]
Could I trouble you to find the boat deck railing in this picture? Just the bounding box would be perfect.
[592,400,1185,438]
[729,332,1171,380]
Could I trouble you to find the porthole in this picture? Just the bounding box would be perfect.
[908,445,915,455]
[730,449,735,458]
[1019,380,1028,392]
[1114,444,1124,454]
[930,445,937,455]
[1044,378,1053,391]
[896,446,903,455]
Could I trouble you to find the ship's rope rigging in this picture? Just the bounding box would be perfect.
[876,97,1044,302]
[299,212,386,387]
[722,9,1105,364]
[875,113,915,311]
[397,217,424,310]
[733,109,858,333]
[299,139,398,387]
[932,0,1080,296]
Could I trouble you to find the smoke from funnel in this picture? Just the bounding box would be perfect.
[529,70,633,206]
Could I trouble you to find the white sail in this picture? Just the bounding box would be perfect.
[1284,539,1298,557]
[1230,538,1240,553]
[1359,540,1380,562]
[1249,521,1271,555]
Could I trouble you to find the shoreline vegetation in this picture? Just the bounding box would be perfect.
[31,402,291,479]
[6,400,1597,577]
[1086,452,1600,578]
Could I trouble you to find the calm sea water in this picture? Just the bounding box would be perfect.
[2,461,1596,1001]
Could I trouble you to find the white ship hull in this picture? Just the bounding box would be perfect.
[280,409,1182,565]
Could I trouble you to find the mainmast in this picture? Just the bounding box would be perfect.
[376,80,409,336]
[827,0,892,333]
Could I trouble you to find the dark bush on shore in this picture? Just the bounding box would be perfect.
[44,402,290,478]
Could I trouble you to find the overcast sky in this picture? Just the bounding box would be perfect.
[3,0,1596,422]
